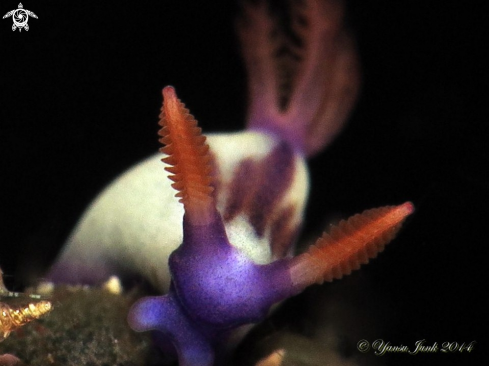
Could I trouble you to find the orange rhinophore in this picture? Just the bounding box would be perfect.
[158,86,215,224]
[290,202,414,288]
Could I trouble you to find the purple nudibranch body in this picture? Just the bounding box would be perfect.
[128,209,298,365]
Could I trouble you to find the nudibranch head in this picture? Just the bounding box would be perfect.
[128,87,296,364]
[128,87,414,366]
[156,87,291,326]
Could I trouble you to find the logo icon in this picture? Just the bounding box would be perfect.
[3,3,38,32]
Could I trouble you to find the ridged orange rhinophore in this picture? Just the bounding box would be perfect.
[158,86,215,224]
[290,202,414,288]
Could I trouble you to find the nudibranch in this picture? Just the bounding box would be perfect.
[46,0,413,364]
[47,0,359,292]
[126,86,413,365]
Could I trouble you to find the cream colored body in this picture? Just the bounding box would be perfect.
[49,131,308,292]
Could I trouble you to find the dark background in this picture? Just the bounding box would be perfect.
[0,1,486,365]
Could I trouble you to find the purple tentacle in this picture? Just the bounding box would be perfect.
[128,291,214,366]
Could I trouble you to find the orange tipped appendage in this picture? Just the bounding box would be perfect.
[290,202,414,289]
[158,86,214,224]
